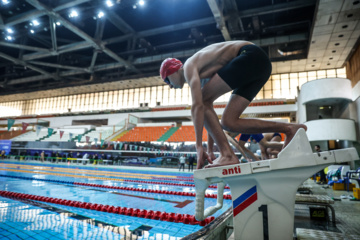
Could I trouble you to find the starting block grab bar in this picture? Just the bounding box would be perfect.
[193,129,359,240]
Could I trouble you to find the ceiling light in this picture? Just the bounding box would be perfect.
[5,35,13,41]
[139,0,145,6]
[32,20,40,26]
[97,11,105,18]
[56,21,61,26]
[69,10,79,18]
[133,4,137,9]
[30,29,35,34]
[1,0,10,5]
[105,0,114,7]
[6,28,13,34]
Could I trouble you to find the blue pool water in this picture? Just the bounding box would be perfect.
[0,161,232,239]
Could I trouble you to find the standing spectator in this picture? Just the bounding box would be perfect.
[314,145,326,184]
[179,154,186,171]
[40,151,45,162]
[188,155,195,172]
[0,150,5,159]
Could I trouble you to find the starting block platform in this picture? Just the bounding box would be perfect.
[194,129,359,240]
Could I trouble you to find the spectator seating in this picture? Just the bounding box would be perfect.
[11,129,50,142]
[117,124,173,142]
[166,126,208,142]
[0,130,29,140]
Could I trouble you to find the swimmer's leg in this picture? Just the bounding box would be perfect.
[221,94,307,148]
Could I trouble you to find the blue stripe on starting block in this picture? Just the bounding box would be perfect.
[233,185,257,209]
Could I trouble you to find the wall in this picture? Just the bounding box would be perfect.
[346,43,360,87]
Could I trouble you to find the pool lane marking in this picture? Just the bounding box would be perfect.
[112,192,193,208]
[46,181,194,208]
[0,163,179,179]
[1,195,150,238]
[0,164,165,179]
[0,168,136,181]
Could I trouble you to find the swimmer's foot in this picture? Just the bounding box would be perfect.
[205,155,239,169]
[283,124,307,149]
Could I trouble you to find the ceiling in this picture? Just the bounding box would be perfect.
[0,0,359,98]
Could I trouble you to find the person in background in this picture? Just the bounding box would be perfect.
[314,145,326,184]
[179,154,186,171]
[188,155,195,171]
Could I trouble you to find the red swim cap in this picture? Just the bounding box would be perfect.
[159,58,183,80]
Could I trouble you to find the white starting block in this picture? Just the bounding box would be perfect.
[194,129,359,240]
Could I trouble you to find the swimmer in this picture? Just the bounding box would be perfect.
[224,131,260,162]
[238,133,283,160]
[159,41,307,169]
[207,131,259,163]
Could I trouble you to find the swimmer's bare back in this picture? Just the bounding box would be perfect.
[184,41,254,83]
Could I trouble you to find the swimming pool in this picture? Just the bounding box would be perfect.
[0,161,232,239]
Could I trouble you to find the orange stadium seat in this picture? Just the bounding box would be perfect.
[116,126,171,142]
[166,126,208,142]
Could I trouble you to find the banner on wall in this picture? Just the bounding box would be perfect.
[0,140,11,155]
[86,136,90,143]
[7,119,15,131]
[60,131,64,139]
[22,122,29,133]
[69,133,73,140]
[48,128,54,136]
[77,135,82,142]
[100,139,105,147]
[94,138,98,146]
[36,125,42,136]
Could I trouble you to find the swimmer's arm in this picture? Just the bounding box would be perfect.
[186,66,204,149]
[238,139,260,161]
[260,139,283,149]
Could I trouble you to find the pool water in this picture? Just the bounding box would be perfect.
[0,161,232,240]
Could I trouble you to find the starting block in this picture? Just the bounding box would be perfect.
[194,129,359,240]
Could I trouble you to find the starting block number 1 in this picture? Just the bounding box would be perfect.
[258,205,269,240]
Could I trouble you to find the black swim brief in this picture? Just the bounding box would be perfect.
[217,44,272,101]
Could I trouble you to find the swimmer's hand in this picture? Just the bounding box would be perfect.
[208,152,217,162]
[196,147,213,169]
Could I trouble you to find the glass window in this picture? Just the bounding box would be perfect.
[123,90,128,108]
[181,85,189,105]
[163,87,169,105]
[175,89,182,104]
[139,88,145,106]
[94,93,99,110]
[169,88,175,104]
[317,70,326,79]
[307,71,317,81]
[118,90,123,108]
[264,80,272,90]
[156,86,163,106]
[145,87,151,106]
[103,92,108,109]
[255,89,264,100]
[128,89,134,108]
[150,87,157,107]
[87,93,92,111]
[298,72,307,89]
[264,90,272,99]
[98,92,103,110]
[134,89,139,108]
[326,69,336,78]
[336,67,346,78]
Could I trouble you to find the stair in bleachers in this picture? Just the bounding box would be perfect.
[157,127,179,141]
[166,126,208,142]
[38,131,57,141]
[112,130,129,141]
